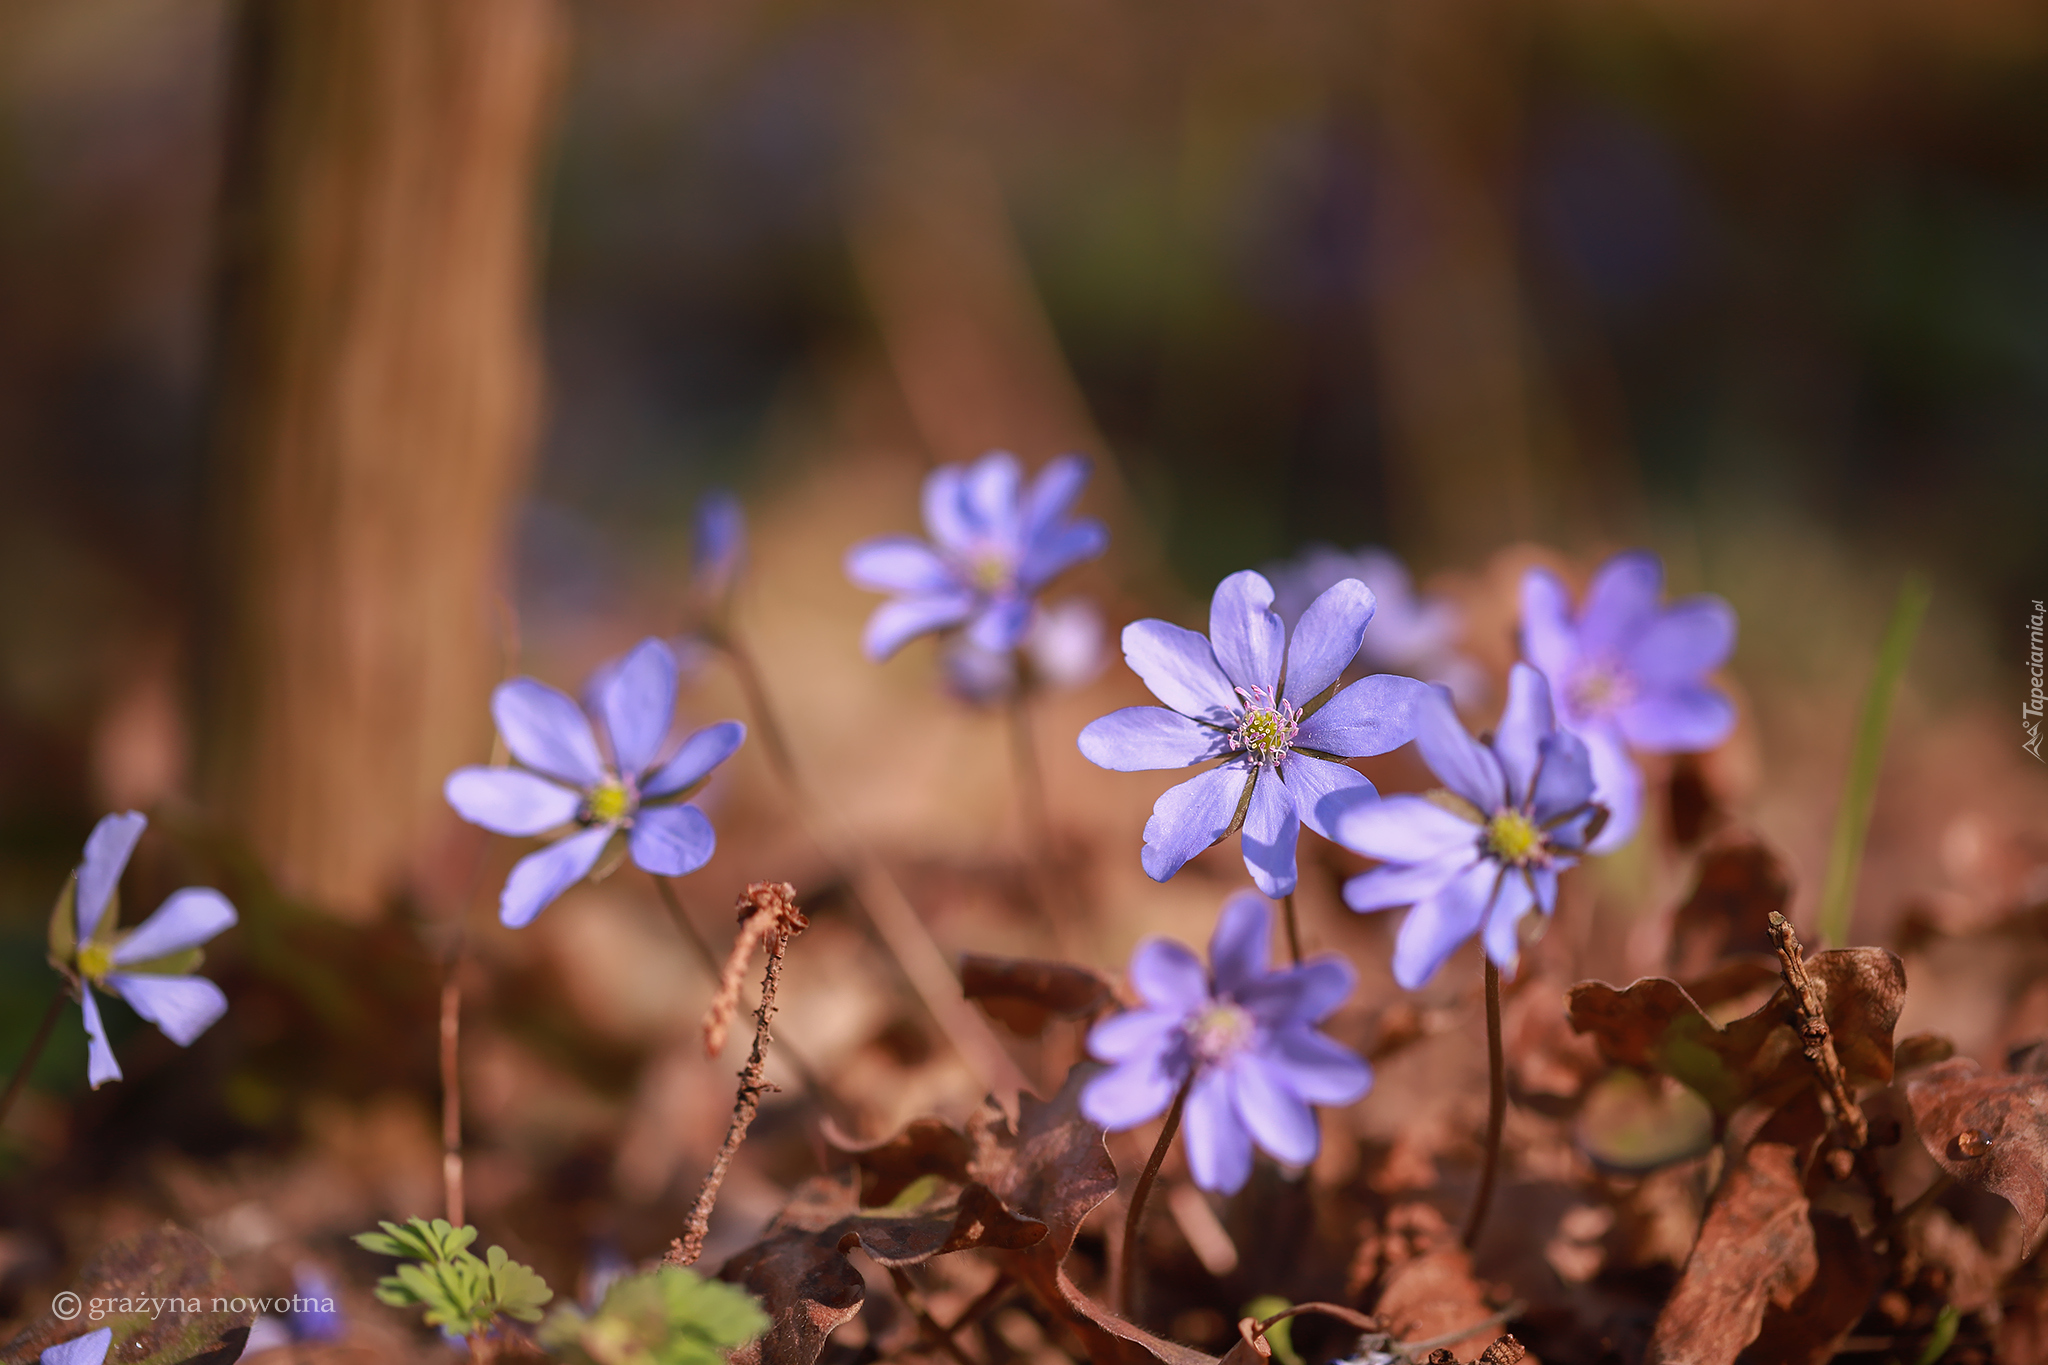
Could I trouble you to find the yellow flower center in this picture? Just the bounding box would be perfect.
[78,940,114,983]
[1187,1002,1254,1064]
[1484,810,1543,865]
[969,552,1011,592]
[585,779,633,825]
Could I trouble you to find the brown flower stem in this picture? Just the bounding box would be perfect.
[1120,1074,1194,1321]
[1766,910,1868,1147]
[1281,891,1303,965]
[886,1265,980,1365]
[668,883,808,1268]
[0,990,66,1133]
[650,872,726,979]
[1462,957,1506,1249]
[713,631,1031,1098]
[1889,1171,1954,1235]
[946,1273,1015,1335]
[439,970,465,1229]
[1006,688,1073,956]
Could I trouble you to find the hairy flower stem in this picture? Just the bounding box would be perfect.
[670,883,808,1268]
[712,631,1031,1098]
[0,991,65,1132]
[1006,690,1073,956]
[1462,958,1506,1250]
[439,971,465,1228]
[1281,891,1303,965]
[1120,1074,1193,1322]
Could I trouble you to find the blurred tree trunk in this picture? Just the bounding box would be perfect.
[199,0,564,917]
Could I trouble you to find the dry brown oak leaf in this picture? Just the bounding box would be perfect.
[1,1224,255,1365]
[1568,947,1904,1120]
[1906,1056,2048,1239]
[960,953,1116,1037]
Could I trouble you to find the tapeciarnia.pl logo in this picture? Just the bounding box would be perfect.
[2026,598,2045,762]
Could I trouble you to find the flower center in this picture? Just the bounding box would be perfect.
[1566,660,1635,719]
[77,940,113,983]
[1483,810,1544,866]
[1186,1002,1255,1065]
[584,778,634,825]
[968,550,1012,593]
[1229,686,1301,763]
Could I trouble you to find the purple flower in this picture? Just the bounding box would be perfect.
[51,812,238,1090]
[1520,551,1737,851]
[1331,665,1603,988]
[445,638,745,928]
[845,451,1108,662]
[1080,892,1370,1193]
[1077,570,1429,898]
[942,597,1107,704]
[693,490,747,604]
[40,1328,112,1365]
[1266,544,1485,707]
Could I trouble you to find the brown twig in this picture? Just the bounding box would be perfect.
[0,990,66,1132]
[669,882,809,1267]
[885,1265,980,1365]
[1766,911,1868,1148]
[1006,689,1074,957]
[1119,1074,1193,1321]
[1462,958,1507,1249]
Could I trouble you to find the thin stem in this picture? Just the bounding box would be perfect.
[439,972,464,1228]
[716,625,803,791]
[1120,1075,1193,1321]
[1281,891,1303,965]
[1462,958,1506,1250]
[1006,689,1072,955]
[0,990,67,1132]
[886,1265,979,1365]
[1818,574,1930,947]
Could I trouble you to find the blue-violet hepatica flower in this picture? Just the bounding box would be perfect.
[40,1327,113,1365]
[51,812,238,1090]
[1331,665,1603,989]
[1520,550,1736,853]
[1266,544,1484,707]
[845,450,1108,662]
[693,489,747,606]
[1078,570,1428,898]
[1081,892,1371,1193]
[445,638,744,928]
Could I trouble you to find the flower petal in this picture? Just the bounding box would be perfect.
[1281,753,1377,842]
[845,536,960,594]
[1230,1059,1320,1166]
[40,1327,114,1365]
[1088,1007,1187,1064]
[76,811,146,944]
[1128,937,1210,1013]
[111,889,236,966]
[1281,578,1377,708]
[1493,663,1556,809]
[1391,857,1498,990]
[1481,870,1537,979]
[445,767,581,836]
[1238,954,1356,1027]
[499,825,613,929]
[1579,550,1664,655]
[80,987,121,1089]
[862,591,976,661]
[962,451,1023,534]
[1018,519,1108,590]
[1240,767,1302,898]
[1582,723,1643,854]
[1341,848,1474,913]
[644,720,747,797]
[1616,685,1735,753]
[493,679,606,787]
[105,972,228,1046]
[1078,708,1227,772]
[1529,864,1561,917]
[1293,673,1430,759]
[1207,891,1272,996]
[1140,761,1252,883]
[1122,619,1237,723]
[1208,571,1286,694]
[1331,794,1478,863]
[966,593,1034,653]
[1518,568,1580,681]
[921,465,972,551]
[1022,453,1091,536]
[597,638,679,775]
[630,804,716,877]
[1529,729,1596,826]
[1629,596,1736,688]
[1264,1027,1372,1106]
[1184,1069,1255,1193]
[693,490,747,597]
[1412,686,1506,811]
[1081,1056,1181,1132]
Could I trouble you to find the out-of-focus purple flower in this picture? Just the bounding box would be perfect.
[845,451,1108,662]
[51,812,238,1090]
[1080,891,1370,1193]
[694,490,747,604]
[1330,665,1603,988]
[1520,551,1736,852]
[445,638,745,928]
[40,1327,112,1365]
[1078,570,1428,898]
[942,598,1107,704]
[291,1264,345,1342]
[1266,544,1484,706]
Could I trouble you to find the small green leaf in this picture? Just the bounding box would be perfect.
[486,1244,553,1323]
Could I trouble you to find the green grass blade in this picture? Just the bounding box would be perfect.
[1817,573,1931,948]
